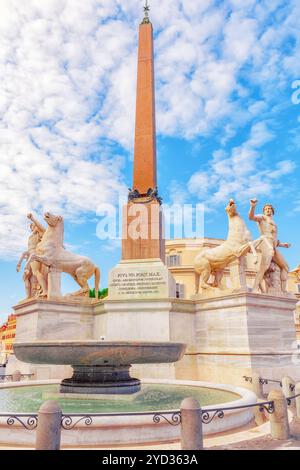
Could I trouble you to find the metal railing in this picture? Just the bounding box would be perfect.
[0,373,35,382]
[0,410,180,430]
[0,400,275,430]
[286,393,300,406]
[243,375,295,392]
[201,400,274,424]
[0,413,38,429]
[60,410,182,429]
[0,375,14,382]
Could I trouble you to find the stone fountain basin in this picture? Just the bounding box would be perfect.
[14,341,186,366]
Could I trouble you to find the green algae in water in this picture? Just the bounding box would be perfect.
[0,384,240,414]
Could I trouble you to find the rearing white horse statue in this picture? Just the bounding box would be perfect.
[25,212,100,297]
[194,200,262,293]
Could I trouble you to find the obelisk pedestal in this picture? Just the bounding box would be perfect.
[122,199,164,262]
[109,258,176,300]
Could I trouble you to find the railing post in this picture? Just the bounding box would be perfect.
[36,401,62,450]
[267,389,290,440]
[180,397,203,450]
[296,383,300,419]
[252,373,264,399]
[282,376,295,397]
[12,370,21,382]
[290,382,300,439]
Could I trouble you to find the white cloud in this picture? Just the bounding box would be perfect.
[0,0,300,258]
[168,180,189,205]
[0,0,134,258]
[188,121,296,205]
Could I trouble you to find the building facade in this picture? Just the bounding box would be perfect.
[0,314,16,365]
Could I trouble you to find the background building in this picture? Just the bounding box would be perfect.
[0,314,16,365]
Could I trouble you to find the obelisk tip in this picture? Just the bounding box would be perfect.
[141,0,151,24]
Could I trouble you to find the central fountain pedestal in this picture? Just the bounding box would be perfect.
[60,365,141,394]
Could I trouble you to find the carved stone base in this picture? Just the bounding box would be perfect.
[190,291,300,387]
[108,258,176,300]
[60,365,141,394]
[191,287,252,300]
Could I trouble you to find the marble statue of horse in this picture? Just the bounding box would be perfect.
[194,200,262,293]
[25,212,100,297]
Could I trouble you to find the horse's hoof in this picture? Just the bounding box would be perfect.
[251,288,261,294]
[69,290,89,297]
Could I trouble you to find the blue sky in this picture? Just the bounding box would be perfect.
[0,0,300,322]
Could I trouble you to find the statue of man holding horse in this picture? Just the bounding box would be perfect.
[18,212,100,299]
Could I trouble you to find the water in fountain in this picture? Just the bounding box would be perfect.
[0,383,240,413]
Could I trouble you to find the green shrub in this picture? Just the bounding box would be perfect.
[89,288,108,299]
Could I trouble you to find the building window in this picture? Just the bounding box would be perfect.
[167,255,181,267]
[176,283,185,299]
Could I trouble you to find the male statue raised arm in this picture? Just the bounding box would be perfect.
[248,199,290,293]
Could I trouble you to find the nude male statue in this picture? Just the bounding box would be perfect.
[16,213,48,298]
[248,199,290,293]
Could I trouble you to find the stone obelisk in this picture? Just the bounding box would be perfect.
[133,6,157,196]
[122,3,164,261]
[109,3,175,300]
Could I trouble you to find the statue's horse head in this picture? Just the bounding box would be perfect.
[44,212,63,227]
[226,199,238,218]
[42,212,64,248]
